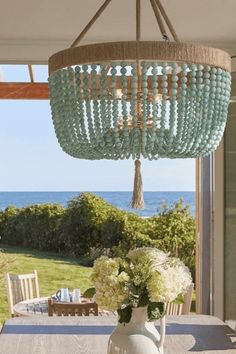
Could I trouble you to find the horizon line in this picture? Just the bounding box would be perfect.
[0,190,195,193]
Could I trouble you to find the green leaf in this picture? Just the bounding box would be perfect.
[138,288,149,307]
[117,306,132,324]
[122,297,130,305]
[173,294,184,304]
[147,302,165,321]
[83,287,96,298]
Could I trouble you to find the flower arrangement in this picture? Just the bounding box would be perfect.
[84,247,192,323]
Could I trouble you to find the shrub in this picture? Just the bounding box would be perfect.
[0,206,21,245]
[149,200,196,278]
[110,199,196,280]
[0,193,196,278]
[111,213,157,257]
[61,193,195,279]
[60,193,126,256]
[0,204,65,252]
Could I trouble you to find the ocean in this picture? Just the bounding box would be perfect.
[0,191,195,217]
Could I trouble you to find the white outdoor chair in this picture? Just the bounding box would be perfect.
[6,270,40,316]
[166,283,194,315]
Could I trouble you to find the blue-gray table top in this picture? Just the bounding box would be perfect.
[0,314,235,354]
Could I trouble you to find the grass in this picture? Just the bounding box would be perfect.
[0,245,92,324]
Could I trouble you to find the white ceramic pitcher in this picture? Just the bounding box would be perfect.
[107,307,165,354]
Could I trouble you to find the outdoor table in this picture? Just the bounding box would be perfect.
[0,315,236,354]
[13,297,50,316]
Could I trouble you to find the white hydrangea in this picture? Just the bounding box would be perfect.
[91,248,192,312]
[92,257,129,310]
[127,247,168,286]
[147,258,192,303]
[128,247,168,265]
[117,271,130,283]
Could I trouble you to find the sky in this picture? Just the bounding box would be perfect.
[0,65,195,192]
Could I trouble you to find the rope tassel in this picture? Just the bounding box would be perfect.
[131,159,145,209]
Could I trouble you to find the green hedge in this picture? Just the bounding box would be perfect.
[0,204,65,252]
[0,193,196,277]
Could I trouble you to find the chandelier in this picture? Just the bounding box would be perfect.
[48,0,231,208]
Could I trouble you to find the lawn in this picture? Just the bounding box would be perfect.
[0,245,92,324]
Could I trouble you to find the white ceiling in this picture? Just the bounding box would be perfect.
[0,0,236,64]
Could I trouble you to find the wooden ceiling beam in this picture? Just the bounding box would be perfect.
[0,82,49,99]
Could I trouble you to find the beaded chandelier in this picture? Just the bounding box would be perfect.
[48,0,231,208]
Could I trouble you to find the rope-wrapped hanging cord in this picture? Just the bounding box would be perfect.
[132,3,144,210]
[131,1,144,209]
[150,0,168,41]
[132,159,145,209]
[149,0,180,42]
[70,0,112,47]
[154,0,180,42]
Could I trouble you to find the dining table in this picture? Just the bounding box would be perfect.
[0,314,236,354]
[13,297,50,316]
